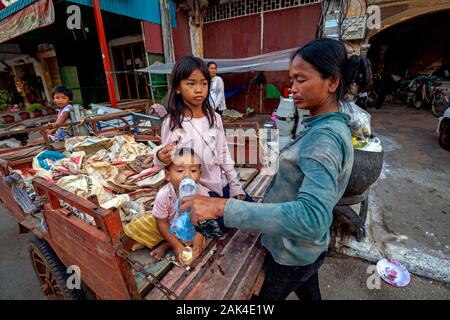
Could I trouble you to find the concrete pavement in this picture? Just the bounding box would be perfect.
[332,103,450,283]
[290,252,450,300]
[0,205,45,299]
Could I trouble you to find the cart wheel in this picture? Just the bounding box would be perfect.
[29,236,85,300]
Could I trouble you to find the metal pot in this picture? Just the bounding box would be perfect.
[343,146,384,197]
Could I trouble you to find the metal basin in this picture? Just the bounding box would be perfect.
[343,146,384,197]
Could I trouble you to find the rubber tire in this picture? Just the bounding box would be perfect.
[439,123,450,150]
[432,93,448,117]
[367,91,378,109]
[29,236,85,300]
[412,90,423,109]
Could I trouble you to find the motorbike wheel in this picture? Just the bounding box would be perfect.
[439,123,450,150]
[355,97,368,110]
[412,90,424,109]
[431,92,448,117]
[368,91,378,109]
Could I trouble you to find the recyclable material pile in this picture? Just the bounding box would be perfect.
[6,135,165,226]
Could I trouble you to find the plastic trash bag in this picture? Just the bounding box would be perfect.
[339,101,372,141]
[0,138,21,149]
[194,220,224,239]
[170,198,196,242]
[359,136,383,152]
[169,178,197,242]
[33,150,66,171]
[3,172,37,214]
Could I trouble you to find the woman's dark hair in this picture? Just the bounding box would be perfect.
[52,86,73,101]
[207,61,217,68]
[168,56,215,130]
[291,38,372,101]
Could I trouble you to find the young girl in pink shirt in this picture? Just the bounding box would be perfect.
[154,56,252,226]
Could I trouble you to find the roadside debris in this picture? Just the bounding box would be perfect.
[376,258,411,287]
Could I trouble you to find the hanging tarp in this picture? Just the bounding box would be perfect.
[137,48,297,75]
[0,0,54,44]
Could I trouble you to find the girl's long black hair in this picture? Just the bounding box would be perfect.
[167,56,216,130]
[291,38,372,102]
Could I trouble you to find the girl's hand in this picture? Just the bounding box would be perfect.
[157,143,175,164]
[192,233,205,259]
[234,194,245,200]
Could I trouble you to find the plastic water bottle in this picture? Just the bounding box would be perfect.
[168,177,197,242]
[178,177,224,239]
[179,177,197,199]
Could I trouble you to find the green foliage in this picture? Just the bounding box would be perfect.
[0,89,12,107]
[25,103,43,112]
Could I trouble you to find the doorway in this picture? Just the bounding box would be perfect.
[13,63,46,105]
[112,42,150,100]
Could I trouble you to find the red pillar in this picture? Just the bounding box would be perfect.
[93,0,117,108]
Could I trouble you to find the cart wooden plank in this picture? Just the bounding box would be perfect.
[42,205,139,299]
[144,229,264,300]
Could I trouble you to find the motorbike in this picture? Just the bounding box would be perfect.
[369,73,416,108]
[355,91,369,110]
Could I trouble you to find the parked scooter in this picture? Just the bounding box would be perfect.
[355,91,369,110]
[370,73,417,108]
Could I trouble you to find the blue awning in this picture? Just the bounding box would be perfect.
[0,0,37,21]
[66,0,176,26]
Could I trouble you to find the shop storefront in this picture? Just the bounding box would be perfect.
[0,0,176,120]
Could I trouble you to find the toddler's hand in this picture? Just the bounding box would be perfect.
[173,242,186,265]
[192,233,205,259]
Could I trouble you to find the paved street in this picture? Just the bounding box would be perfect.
[333,103,450,283]
[291,252,450,300]
[0,206,45,300]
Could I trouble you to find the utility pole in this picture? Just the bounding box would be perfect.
[189,0,204,58]
[159,0,175,89]
[159,0,175,63]
[93,0,117,107]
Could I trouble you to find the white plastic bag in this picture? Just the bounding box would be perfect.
[340,101,372,140]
